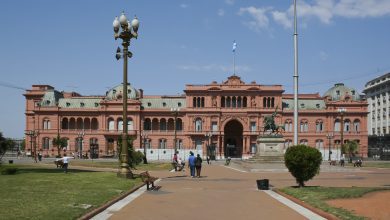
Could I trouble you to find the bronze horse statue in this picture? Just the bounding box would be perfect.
[263,107,285,135]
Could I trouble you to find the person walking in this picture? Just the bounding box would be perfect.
[173,153,178,171]
[188,151,196,178]
[195,154,203,178]
[206,155,210,164]
[62,156,74,173]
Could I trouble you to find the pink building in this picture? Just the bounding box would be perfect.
[24,75,368,160]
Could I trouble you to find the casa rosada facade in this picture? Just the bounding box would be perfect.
[24,75,369,160]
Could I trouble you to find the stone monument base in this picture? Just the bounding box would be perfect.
[247,136,285,162]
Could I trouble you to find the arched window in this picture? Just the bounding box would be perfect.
[284,120,292,132]
[195,139,203,150]
[226,97,231,108]
[144,118,151,130]
[167,118,174,131]
[201,97,205,107]
[197,97,201,108]
[127,118,133,131]
[267,97,271,108]
[232,97,237,108]
[353,119,360,132]
[300,120,308,132]
[271,97,275,108]
[221,96,225,108]
[344,119,351,132]
[316,120,323,132]
[84,118,91,130]
[193,97,196,108]
[43,119,51,130]
[300,139,308,145]
[237,97,242,107]
[315,139,323,149]
[159,139,166,149]
[152,118,159,131]
[263,97,267,108]
[284,139,292,148]
[195,118,202,132]
[91,118,98,130]
[243,97,247,107]
[61,118,69,129]
[117,118,123,131]
[160,119,167,131]
[334,119,341,132]
[76,118,83,130]
[108,118,115,131]
[69,118,76,130]
[176,118,183,131]
[177,139,183,149]
[43,137,50,149]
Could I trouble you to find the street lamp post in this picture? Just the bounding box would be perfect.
[205,132,212,158]
[141,131,148,164]
[326,133,334,161]
[171,108,180,153]
[77,131,84,159]
[25,130,39,163]
[113,12,139,178]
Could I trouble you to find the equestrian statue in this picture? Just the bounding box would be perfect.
[263,107,285,135]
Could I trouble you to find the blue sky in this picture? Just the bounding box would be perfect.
[1,0,390,138]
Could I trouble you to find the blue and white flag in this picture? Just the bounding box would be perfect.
[232,40,237,52]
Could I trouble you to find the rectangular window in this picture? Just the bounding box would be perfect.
[211,122,218,132]
[250,122,256,132]
[251,143,257,154]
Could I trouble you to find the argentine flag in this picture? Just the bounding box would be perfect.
[232,41,237,52]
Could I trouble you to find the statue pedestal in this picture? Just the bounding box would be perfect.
[247,136,285,162]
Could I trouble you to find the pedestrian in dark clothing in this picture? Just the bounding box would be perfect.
[206,155,210,164]
[195,154,203,178]
[188,151,196,177]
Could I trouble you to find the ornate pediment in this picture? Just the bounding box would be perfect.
[223,75,245,86]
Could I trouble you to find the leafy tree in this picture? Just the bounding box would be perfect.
[341,141,359,163]
[52,135,67,157]
[284,144,323,187]
[117,137,143,168]
[0,132,15,161]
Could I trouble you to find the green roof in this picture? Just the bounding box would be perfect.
[58,98,102,109]
[141,98,186,109]
[282,99,325,110]
[40,90,64,107]
[323,83,361,101]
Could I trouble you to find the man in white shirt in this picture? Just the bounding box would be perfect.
[62,156,74,173]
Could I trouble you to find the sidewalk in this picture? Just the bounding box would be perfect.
[102,164,316,220]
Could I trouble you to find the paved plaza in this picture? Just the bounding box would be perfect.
[92,160,390,220]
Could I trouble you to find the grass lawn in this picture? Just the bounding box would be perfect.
[45,160,173,171]
[0,164,141,220]
[280,186,389,220]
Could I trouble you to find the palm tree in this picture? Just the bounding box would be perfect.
[342,141,358,163]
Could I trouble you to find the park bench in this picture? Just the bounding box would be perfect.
[139,171,158,190]
[54,159,64,168]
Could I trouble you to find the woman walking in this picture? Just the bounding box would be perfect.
[195,154,203,178]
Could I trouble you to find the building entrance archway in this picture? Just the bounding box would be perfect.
[224,120,243,158]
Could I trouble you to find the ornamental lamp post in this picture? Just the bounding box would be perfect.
[25,130,39,163]
[141,131,148,164]
[171,108,180,153]
[326,132,334,161]
[77,131,84,159]
[113,12,139,178]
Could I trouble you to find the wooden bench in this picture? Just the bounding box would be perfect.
[139,171,158,190]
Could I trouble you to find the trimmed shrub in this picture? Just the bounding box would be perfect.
[132,151,144,165]
[284,144,322,187]
[1,167,18,175]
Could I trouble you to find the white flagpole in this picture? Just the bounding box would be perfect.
[233,50,236,75]
[293,0,299,145]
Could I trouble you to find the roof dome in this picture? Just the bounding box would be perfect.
[105,83,139,100]
[323,83,360,101]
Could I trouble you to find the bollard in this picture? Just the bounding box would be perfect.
[256,179,269,190]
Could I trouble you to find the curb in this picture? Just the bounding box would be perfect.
[78,182,145,220]
[273,189,338,220]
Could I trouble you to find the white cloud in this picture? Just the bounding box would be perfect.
[180,3,188,9]
[238,7,271,32]
[177,64,252,73]
[240,0,390,32]
[225,0,234,5]
[218,9,225,16]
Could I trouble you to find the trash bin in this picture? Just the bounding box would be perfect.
[9,160,13,164]
[257,179,269,190]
